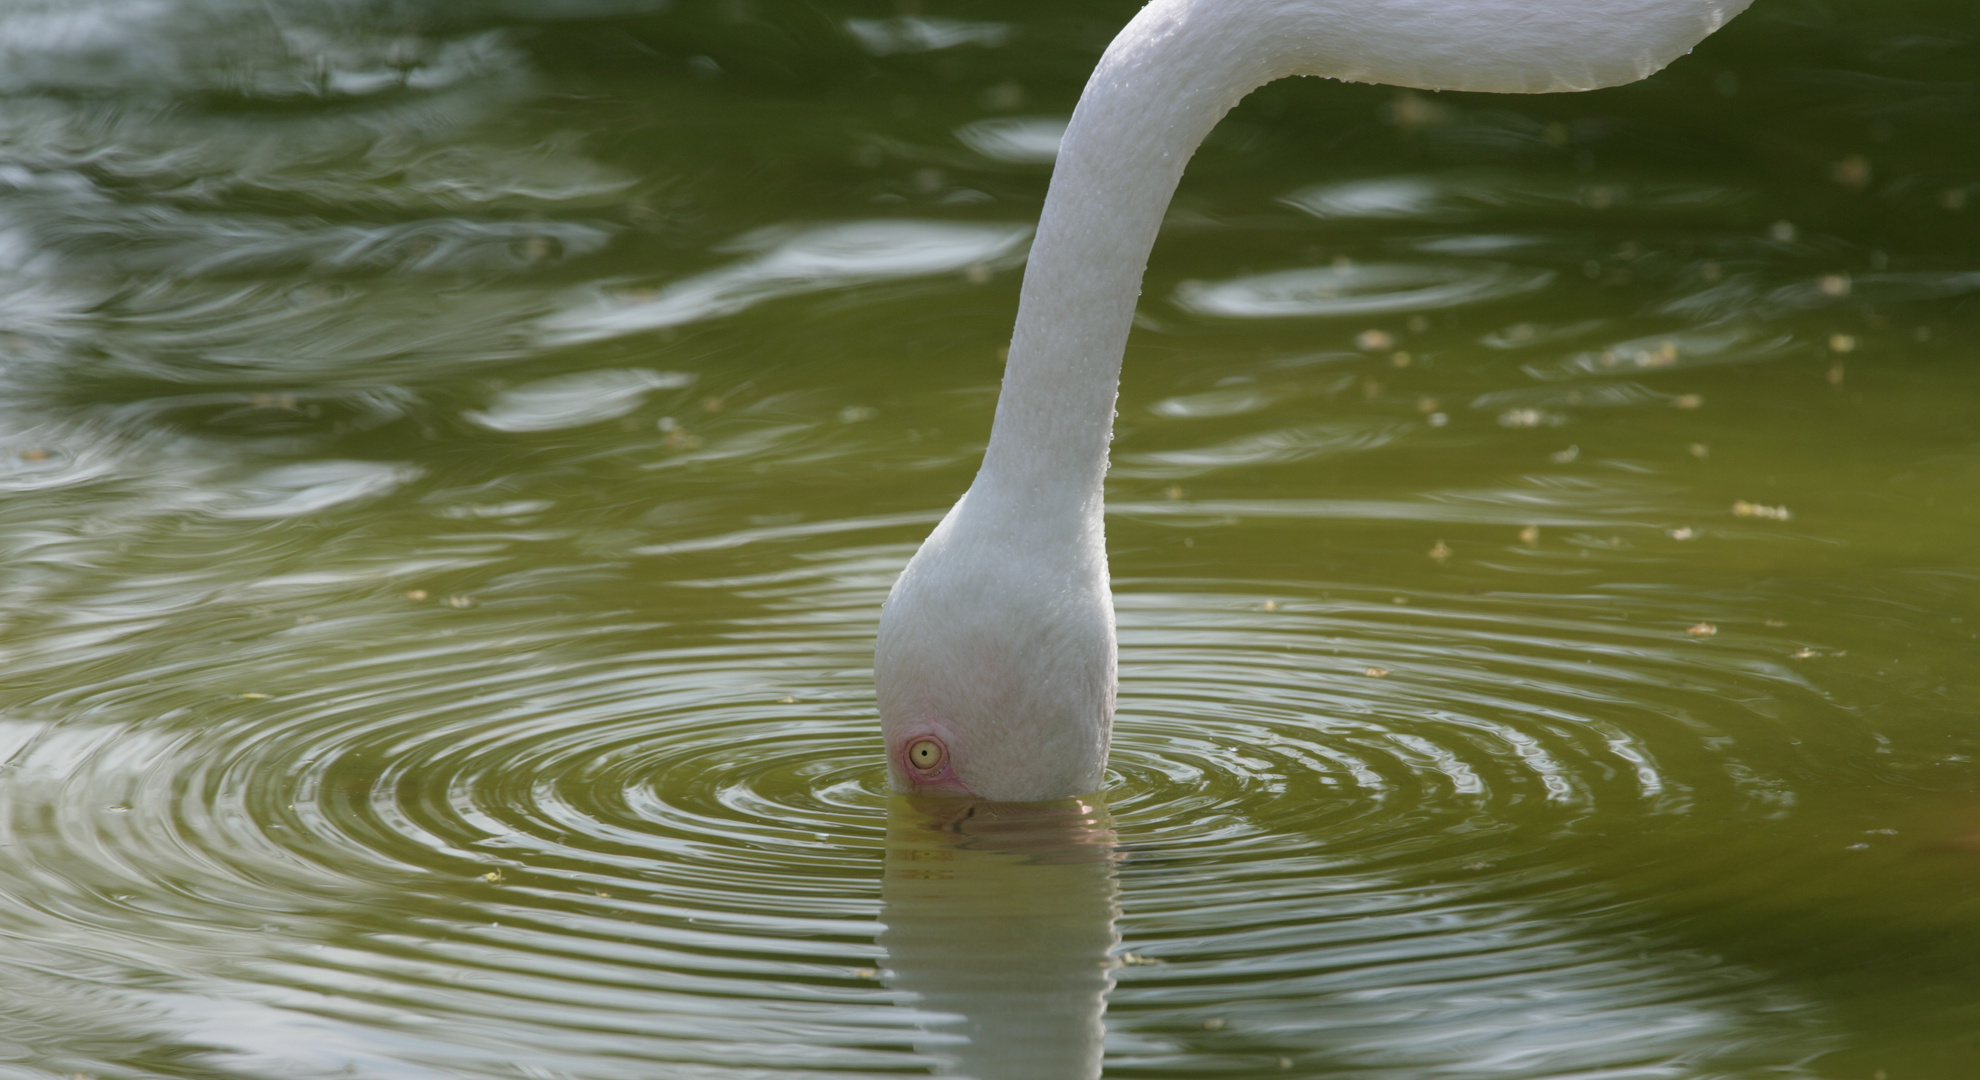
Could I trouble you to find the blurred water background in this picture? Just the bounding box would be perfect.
[1,1,1978,1077]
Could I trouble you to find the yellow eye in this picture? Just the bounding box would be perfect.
[908,737,944,772]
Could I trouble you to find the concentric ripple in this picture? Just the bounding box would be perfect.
[0,611,911,1076]
[0,527,1890,1078]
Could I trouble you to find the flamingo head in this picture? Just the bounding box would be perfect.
[875,491,1116,803]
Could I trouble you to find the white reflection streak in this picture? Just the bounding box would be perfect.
[215,460,421,520]
[465,368,694,433]
[846,17,1011,56]
[539,221,1031,346]
[1280,172,1741,222]
[1112,420,1408,480]
[956,117,1068,164]
[1173,263,1554,319]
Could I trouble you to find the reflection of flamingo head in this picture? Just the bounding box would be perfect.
[880,793,1120,1080]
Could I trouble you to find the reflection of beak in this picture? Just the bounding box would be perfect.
[879,794,1122,1080]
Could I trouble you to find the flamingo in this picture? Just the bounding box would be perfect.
[875,0,1753,803]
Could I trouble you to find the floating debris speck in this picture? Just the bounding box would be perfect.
[1829,154,1872,190]
[1498,407,1553,428]
[1732,500,1791,521]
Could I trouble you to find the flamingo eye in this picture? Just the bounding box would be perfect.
[907,737,945,772]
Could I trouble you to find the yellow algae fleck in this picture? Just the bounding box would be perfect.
[1732,500,1790,521]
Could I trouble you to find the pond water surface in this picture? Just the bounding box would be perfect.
[2,1,1979,1078]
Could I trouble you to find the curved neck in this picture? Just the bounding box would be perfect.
[971,0,1749,514]
[977,1,1267,508]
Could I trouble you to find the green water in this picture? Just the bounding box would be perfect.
[1,1,1978,1076]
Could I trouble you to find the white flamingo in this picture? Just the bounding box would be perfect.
[876,0,1753,802]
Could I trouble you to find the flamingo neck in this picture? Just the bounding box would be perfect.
[878,0,1751,802]
[972,0,1750,516]
[975,3,1259,513]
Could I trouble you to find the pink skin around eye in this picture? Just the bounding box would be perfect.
[897,731,975,796]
